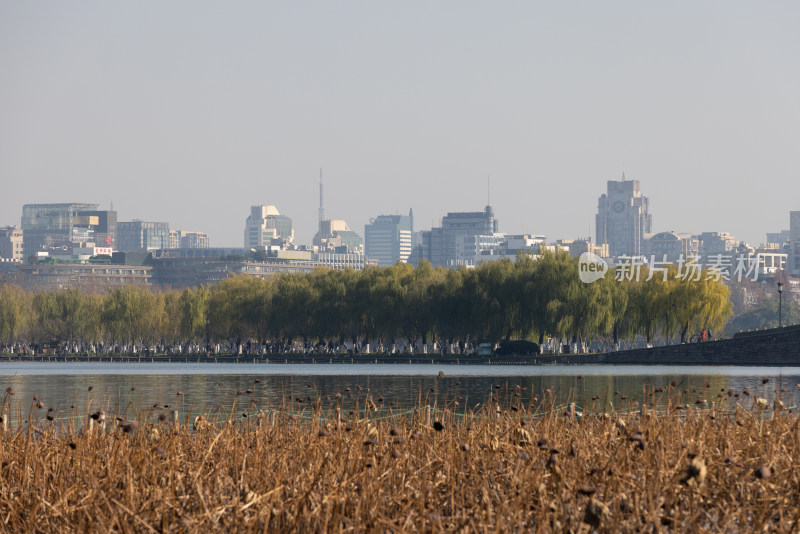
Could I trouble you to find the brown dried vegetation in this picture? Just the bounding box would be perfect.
[1,393,799,532]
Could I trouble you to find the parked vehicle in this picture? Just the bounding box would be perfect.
[476,343,493,357]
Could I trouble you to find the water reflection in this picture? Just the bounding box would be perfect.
[1,364,798,427]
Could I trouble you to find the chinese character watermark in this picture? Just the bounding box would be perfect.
[579,253,767,284]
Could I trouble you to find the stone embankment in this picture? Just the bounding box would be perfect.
[527,324,800,366]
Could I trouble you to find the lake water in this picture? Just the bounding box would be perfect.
[1,363,798,427]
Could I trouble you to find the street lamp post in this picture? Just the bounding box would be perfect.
[777,282,783,328]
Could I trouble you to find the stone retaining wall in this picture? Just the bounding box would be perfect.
[528,325,800,366]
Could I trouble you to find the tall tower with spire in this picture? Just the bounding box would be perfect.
[318,168,324,228]
[312,168,363,252]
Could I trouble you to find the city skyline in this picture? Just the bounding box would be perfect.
[2,3,799,246]
[5,180,797,255]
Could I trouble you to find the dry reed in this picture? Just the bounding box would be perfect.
[1,386,799,532]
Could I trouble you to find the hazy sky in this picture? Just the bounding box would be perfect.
[2,2,799,247]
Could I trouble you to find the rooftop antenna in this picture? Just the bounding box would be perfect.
[622,171,626,181]
[110,199,114,212]
[318,168,324,226]
[487,175,491,206]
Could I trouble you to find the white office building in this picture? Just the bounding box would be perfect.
[244,205,293,248]
[596,179,652,257]
[364,211,413,267]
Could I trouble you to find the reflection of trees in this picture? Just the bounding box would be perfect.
[4,369,798,427]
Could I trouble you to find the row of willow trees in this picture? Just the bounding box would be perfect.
[0,250,733,349]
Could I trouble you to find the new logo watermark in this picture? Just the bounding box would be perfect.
[578,252,609,283]
[579,253,770,284]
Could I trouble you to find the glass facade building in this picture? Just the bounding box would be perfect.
[364,211,414,267]
[21,203,119,258]
[117,221,170,251]
[413,206,498,267]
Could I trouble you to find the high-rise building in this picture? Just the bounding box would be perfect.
[0,226,24,262]
[364,210,414,267]
[75,210,117,249]
[21,203,117,258]
[698,232,737,259]
[313,219,363,253]
[169,230,210,249]
[766,230,790,246]
[117,221,170,251]
[244,205,293,248]
[412,205,498,267]
[596,179,652,257]
[790,211,800,276]
[311,171,363,253]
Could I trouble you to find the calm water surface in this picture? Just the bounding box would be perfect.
[1,363,798,425]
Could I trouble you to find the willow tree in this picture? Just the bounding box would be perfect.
[534,253,616,351]
[0,284,32,345]
[511,253,540,342]
[692,274,733,337]
[31,291,61,342]
[31,288,101,344]
[76,292,104,344]
[572,272,617,349]
[269,272,318,343]
[308,268,350,344]
[474,258,521,342]
[159,290,183,345]
[178,285,210,342]
[101,286,164,345]
[623,268,670,345]
[462,266,493,342]
[401,261,445,345]
[429,266,468,343]
[529,248,581,344]
[346,267,380,344]
[207,276,272,343]
[598,270,629,346]
[648,266,733,343]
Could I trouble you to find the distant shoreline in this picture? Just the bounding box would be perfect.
[0,353,540,366]
[3,325,799,367]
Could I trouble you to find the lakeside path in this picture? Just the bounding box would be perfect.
[3,324,800,367]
